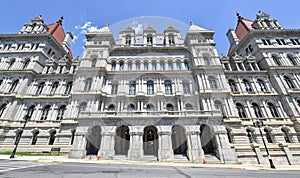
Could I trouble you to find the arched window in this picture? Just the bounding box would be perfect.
[79,102,87,112]
[49,130,56,145]
[246,129,255,143]
[144,62,148,71]
[168,34,175,44]
[23,59,30,69]
[281,128,291,143]
[111,83,118,95]
[136,62,141,71]
[151,61,156,71]
[57,105,66,120]
[272,55,281,66]
[91,59,97,67]
[184,61,189,70]
[65,81,72,94]
[226,128,233,143]
[111,61,116,71]
[287,55,297,66]
[147,35,153,45]
[228,79,238,92]
[147,80,154,95]
[267,102,280,117]
[84,78,92,91]
[168,62,173,70]
[129,81,136,95]
[8,58,15,69]
[166,103,174,111]
[203,57,210,65]
[297,99,300,108]
[40,105,51,120]
[236,103,247,118]
[160,61,165,70]
[108,104,115,111]
[208,76,218,89]
[185,103,193,110]
[128,104,135,112]
[27,105,35,120]
[36,82,45,95]
[31,130,39,145]
[128,62,132,71]
[182,81,190,94]
[176,62,181,70]
[0,103,7,118]
[264,128,273,143]
[252,103,263,118]
[119,61,124,71]
[146,104,154,112]
[243,79,253,92]
[125,34,131,45]
[257,79,268,92]
[165,80,172,95]
[284,76,296,89]
[50,81,59,95]
[9,79,19,93]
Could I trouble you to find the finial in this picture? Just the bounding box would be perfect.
[258,10,261,13]
[190,21,193,26]
[106,23,109,27]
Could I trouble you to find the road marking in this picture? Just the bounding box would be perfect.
[0,160,56,173]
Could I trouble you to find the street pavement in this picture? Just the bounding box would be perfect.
[1,154,300,171]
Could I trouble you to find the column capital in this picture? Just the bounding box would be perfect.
[129,131,143,136]
[157,131,172,135]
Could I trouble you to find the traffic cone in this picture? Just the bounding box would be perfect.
[97,156,101,160]
[89,155,92,160]
[202,159,207,164]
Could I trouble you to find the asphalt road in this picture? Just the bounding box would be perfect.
[1,160,300,178]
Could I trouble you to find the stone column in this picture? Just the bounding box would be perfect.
[279,143,296,165]
[251,143,264,164]
[186,129,203,163]
[128,130,144,161]
[157,130,173,161]
[213,125,238,163]
[98,130,116,159]
[69,132,87,159]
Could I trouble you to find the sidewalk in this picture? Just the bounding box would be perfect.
[1,154,300,171]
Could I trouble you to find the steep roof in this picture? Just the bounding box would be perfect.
[47,17,66,44]
[235,14,255,40]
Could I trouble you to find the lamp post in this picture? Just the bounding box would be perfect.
[10,115,29,159]
[253,120,276,169]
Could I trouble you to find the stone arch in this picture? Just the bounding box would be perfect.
[200,124,215,154]
[171,125,187,155]
[86,125,102,155]
[143,125,158,156]
[115,125,130,155]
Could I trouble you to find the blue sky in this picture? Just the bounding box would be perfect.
[0,0,299,57]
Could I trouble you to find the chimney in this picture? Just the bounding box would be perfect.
[226,28,240,49]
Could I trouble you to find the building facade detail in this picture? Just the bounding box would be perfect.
[1,12,300,165]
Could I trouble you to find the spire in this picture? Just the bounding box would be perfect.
[56,16,63,25]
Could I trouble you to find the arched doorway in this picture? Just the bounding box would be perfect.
[143,126,158,155]
[86,126,101,155]
[172,125,187,155]
[115,125,130,155]
[200,124,215,154]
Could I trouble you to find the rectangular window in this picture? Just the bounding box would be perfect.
[111,84,118,95]
[144,63,148,71]
[152,63,156,71]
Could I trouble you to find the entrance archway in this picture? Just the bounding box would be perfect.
[115,125,130,155]
[171,125,187,155]
[86,126,101,155]
[143,126,158,155]
[200,124,215,154]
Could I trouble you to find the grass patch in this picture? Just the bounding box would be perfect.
[0,152,54,156]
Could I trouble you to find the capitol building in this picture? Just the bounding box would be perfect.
[1,11,300,165]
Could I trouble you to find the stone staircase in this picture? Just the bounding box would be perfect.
[203,153,223,164]
[173,154,189,163]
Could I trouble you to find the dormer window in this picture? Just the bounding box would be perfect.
[125,35,131,45]
[147,35,153,45]
[168,34,175,44]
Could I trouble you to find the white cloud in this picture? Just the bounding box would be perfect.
[87,26,98,32]
[75,21,92,30]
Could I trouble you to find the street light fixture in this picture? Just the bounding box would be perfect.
[10,115,29,159]
[253,120,276,169]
